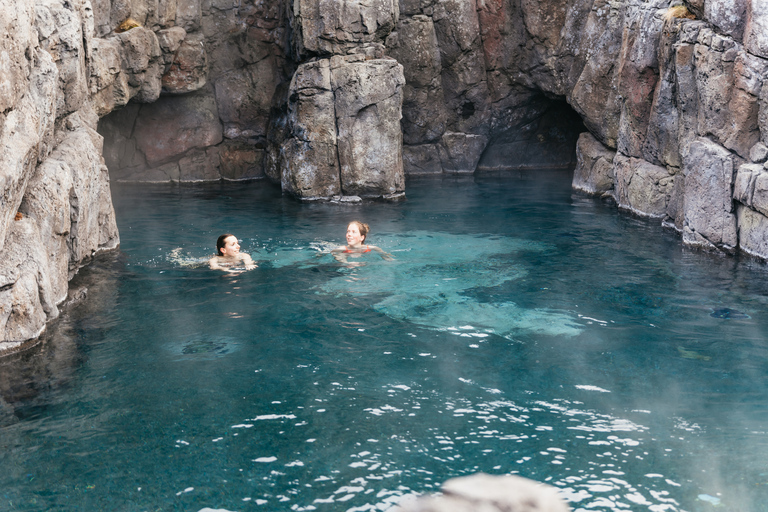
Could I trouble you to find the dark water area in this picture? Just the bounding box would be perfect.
[2,172,768,511]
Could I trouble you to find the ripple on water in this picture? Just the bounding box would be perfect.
[164,335,242,360]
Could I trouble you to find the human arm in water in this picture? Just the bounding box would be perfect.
[369,245,394,261]
[331,245,393,263]
[208,253,257,272]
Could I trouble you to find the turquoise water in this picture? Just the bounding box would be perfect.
[2,173,768,511]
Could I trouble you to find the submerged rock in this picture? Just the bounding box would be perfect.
[709,307,750,319]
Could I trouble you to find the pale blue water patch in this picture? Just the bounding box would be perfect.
[1,174,768,511]
[317,231,581,339]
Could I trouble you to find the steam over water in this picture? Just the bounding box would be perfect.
[2,174,768,511]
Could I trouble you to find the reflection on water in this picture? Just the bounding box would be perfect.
[1,176,768,511]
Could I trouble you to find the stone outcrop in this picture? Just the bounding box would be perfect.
[393,473,570,512]
[0,0,122,351]
[570,2,768,258]
[273,55,405,200]
[99,0,290,183]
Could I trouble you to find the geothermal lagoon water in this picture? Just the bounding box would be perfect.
[3,174,768,511]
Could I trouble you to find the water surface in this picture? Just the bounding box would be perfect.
[2,173,768,512]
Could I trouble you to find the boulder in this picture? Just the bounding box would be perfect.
[218,142,265,181]
[733,163,763,208]
[744,0,768,58]
[737,205,768,259]
[682,138,738,251]
[403,144,443,175]
[569,1,625,149]
[290,0,398,58]
[432,0,491,136]
[37,0,91,117]
[393,473,570,512]
[113,26,163,103]
[693,32,766,159]
[278,56,405,199]
[614,154,674,218]
[643,13,684,168]
[438,132,488,174]
[0,122,118,347]
[572,131,616,195]
[279,59,340,198]
[616,2,663,159]
[331,55,405,197]
[21,124,119,283]
[214,56,281,139]
[750,142,768,162]
[178,147,222,182]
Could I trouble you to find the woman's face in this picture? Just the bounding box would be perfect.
[346,223,365,247]
[220,236,240,257]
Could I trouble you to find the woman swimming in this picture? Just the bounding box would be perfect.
[332,221,393,264]
[209,234,257,272]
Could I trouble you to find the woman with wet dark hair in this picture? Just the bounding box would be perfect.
[209,234,256,272]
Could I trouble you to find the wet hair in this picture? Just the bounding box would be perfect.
[216,234,235,256]
[348,221,369,242]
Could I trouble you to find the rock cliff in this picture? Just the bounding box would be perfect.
[1,0,768,348]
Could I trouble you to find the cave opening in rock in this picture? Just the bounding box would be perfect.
[476,97,586,174]
[460,101,476,119]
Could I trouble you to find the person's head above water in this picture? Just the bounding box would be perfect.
[210,234,256,271]
[346,221,370,247]
[216,234,239,257]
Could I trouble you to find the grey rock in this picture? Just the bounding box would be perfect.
[737,205,768,260]
[218,142,265,181]
[614,154,674,218]
[133,89,223,167]
[279,59,341,198]
[0,50,58,254]
[693,36,765,159]
[744,0,768,58]
[750,142,768,163]
[161,31,208,94]
[214,57,281,139]
[705,0,747,41]
[114,26,164,103]
[403,144,446,175]
[387,15,447,145]
[0,219,55,344]
[438,132,488,174]
[572,132,616,195]
[393,473,570,512]
[0,1,36,114]
[682,138,738,251]
[290,0,399,59]
[178,147,222,182]
[278,56,405,200]
[733,163,762,207]
[331,56,406,197]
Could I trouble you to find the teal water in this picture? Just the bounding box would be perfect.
[2,173,768,511]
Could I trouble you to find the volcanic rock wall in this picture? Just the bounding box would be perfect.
[2,0,768,348]
[568,1,768,256]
